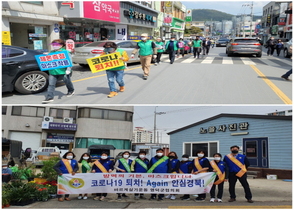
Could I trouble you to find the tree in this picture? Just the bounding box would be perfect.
[189,26,203,35]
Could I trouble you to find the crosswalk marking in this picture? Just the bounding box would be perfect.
[181,57,196,63]
[240,57,256,65]
[222,57,234,64]
[201,57,214,64]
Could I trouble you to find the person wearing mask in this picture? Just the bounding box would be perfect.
[192,37,203,59]
[92,151,114,201]
[223,145,253,203]
[98,42,129,98]
[191,150,210,201]
[148,148,170,201]
[165,151,180,200]
[179,154,192,200]
[165,36,180,64]
[77,153,93,200]
[202,37,211,56]
[131,33,157,80]
[266,37,276,56]
[275,39,284,56]
[114,151,132,200]
[131,151,149,200]
[2,163,12,183]
[42,39,75,103]
[53,151,78,202]
[177,38,186,58]
[154,38,164,65]
[209,153,228,203]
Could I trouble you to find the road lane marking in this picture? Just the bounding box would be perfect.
[250,65,292,104]
[241,57,256,65]
[222,57,234,64]
[168,206,292,209]
[181,57,197,63]
[201,57,214,64]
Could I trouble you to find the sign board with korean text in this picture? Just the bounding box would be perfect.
[35,51,73,71]
[87,52,124,73]
[200,122,249,134]
[2,31,11,45]
[66,39,75,52]
[58,172,216,195]
[116,25,127,40]
[83,1,120,22]
[42,122,77,131]
[186,9,192,22]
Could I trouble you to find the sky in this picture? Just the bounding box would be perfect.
[182,0,270,16]
[133,105,291,143]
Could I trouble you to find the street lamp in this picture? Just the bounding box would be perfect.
[154,107,166,144]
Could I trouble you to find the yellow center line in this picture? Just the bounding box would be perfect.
[250,65,292,104]
[71,66,142,83]
[168,206,292,209]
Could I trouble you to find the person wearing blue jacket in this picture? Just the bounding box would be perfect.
[53,151,78,202]
[148,148,170,201]
[223,145,253,203]
[131,151,149,200]
[165,151,180,200]
[165,36,180,64]
[114,151,132,200]
[92,151,114,201]
[179,154,193,200]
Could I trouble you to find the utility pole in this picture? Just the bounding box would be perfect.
[250,2,254,37]
[243,14,246,37]
[154,107,166,144]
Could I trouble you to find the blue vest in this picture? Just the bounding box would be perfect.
[170,159,180,173]
[192,157,209,172]
[133,158,149,173]
[150,157,169,173]
[213,161,226,174]
[117,159,132,173]
[224,154,246,173]
[179,161,192,173]
[59,159,78,174]
[93,159,114,173]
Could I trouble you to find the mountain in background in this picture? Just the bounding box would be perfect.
[192,9,262,21]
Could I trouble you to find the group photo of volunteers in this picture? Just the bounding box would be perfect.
[44,145,253,203]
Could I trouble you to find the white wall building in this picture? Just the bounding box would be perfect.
[132,127,153,143]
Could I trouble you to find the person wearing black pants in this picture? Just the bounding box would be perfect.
[202,38,211,55]
[165,36,180,64]
[266,37,276,56]
[223,145,253,203]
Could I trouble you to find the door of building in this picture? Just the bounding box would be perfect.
[243,137,268,168]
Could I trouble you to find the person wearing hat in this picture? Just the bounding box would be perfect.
[131,33,157,80]
[165,36,180,64]
[131,151,149,200]
[154,38,164,65]
[179,154,193,200]
[2,163,12,183]
[148,148,170,201]
[223,145,253,203]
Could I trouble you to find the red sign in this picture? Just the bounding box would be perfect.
[83,1,120,22]
[66,39,75,52]
[61,1,74,9]
[278,22,286,25]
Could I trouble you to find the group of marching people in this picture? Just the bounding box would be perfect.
[53,145,253,203]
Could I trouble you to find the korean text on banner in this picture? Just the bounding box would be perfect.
[57,172,216,195]
[35,51,73,71]
[87,52,125,73]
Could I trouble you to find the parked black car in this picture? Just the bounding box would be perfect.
[216,38,230,47]
[2,45,49,94]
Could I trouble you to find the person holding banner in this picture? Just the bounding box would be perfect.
[53,151,78,202]
[131,33,157,80]
[179,154,193,200]
[223,145,253,203]
[99,42,129,98]
[165,151,180,200]
[131,151,149,200]
[148,148,170,201]
[42,39,75,103]
[209,153,228,203]
[77,153,93,200]
[114,151,132,200]
[191,150,210,201]
[92,151,114,201]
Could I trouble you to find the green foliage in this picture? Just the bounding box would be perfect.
[40,157,59,181]
[4,181,36,203]
[189,26,203,35]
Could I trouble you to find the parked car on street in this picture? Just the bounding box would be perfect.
[216,38,230,47]
[226,37,262,57]
[2,45,49,94]
[72,40,140,67]
[284,39,292,58]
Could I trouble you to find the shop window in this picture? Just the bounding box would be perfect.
[184,142,218,158]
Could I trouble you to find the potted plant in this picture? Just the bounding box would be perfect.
[5,181,36,206]
[2,187,10,208]
[40,157,59,181]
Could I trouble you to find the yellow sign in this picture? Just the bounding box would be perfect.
[2,31,11,45]
[87,52,125,73]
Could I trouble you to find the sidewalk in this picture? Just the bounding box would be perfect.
[7,178,292,209]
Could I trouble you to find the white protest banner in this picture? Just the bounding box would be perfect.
[57,172,216,195]
[116,25,127,40]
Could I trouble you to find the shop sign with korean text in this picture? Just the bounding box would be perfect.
[87,52,124,73]
[35,51,73,71]
[83,1,120,22]
[58,172,216,195]
[200,122,249,134]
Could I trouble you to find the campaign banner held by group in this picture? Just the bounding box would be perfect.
[58,172,216,195]
[87,52,125,73]
[35,51,73,71]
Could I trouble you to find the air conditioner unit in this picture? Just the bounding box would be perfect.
[43,116,53,122]
[63,117,73,124]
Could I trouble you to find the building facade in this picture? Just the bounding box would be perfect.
[2,106,134,158]
[168,113,292,179]
[132,127,153,143]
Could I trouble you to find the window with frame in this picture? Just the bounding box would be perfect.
[184,142,218,158]
[78,108,132,121]
[50,108,77,119]
[11,106,45,117]
[20,1,43,5]
[2,106,7,115]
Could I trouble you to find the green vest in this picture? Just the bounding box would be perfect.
[107,48,126,71]
[138,40,153,56]
[192,40,202,48]
[165,41,178,51]
[155,41,164,53]
[48,48,70,75]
